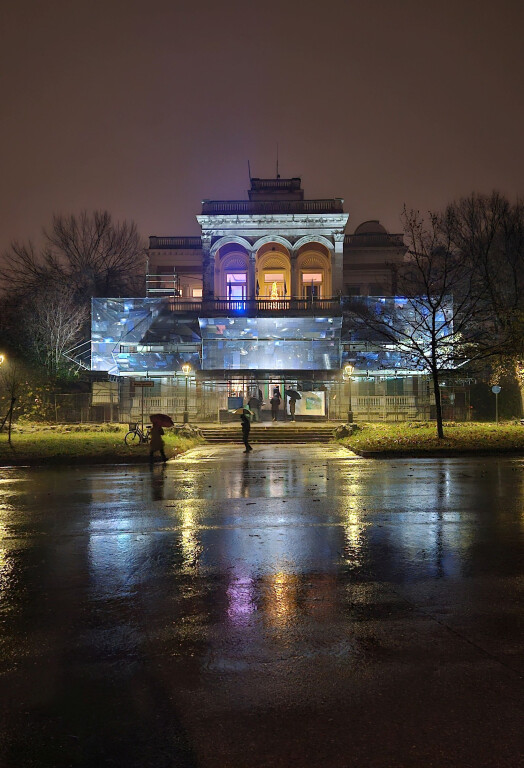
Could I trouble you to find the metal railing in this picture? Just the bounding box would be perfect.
[354,395,429,421]
[201,200,344,215]
[250,178,302,191]
[149,236,202,249]
[146,272,180,295]
[166,297,342,314]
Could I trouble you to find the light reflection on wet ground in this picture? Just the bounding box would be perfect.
[0,445,523,767]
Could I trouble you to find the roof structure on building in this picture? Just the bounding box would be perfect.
[248,177,304,201]
[201,176,344,216]
[354,220,388,235]
[148,182,404,248]
[345,220,404,248]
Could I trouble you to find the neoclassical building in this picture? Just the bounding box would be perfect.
[147,176,405,302]
[91,177,469,421]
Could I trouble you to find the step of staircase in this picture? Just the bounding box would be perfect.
[200,425,335,444]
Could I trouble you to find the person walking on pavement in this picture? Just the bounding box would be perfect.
[149,423,167,463]
[240,408,253,452]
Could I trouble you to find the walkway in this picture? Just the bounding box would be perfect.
[0,447,522,767]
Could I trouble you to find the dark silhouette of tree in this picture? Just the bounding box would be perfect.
[445,193,523,326]
[445,193,524,416]
[0,210,145,300]
[0,211,145,377]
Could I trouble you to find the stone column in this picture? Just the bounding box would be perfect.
[201,235,214,308]
[247,250,256,300]
[332,234,345,297]
[290,253,298,299]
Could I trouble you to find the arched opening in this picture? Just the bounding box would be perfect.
[255,243,291,299]
[216,243,250,299]
[295,243,331,299]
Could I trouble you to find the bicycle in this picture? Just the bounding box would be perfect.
[125,422,151,446]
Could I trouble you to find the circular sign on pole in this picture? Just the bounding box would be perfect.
[491,385,501,394]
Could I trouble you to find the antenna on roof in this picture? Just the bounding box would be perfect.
[247,159,252,182]
[276,143,280,178]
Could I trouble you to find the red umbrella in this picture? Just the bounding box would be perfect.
[150,413,174,427]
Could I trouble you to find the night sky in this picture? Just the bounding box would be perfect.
[1,0,523,254]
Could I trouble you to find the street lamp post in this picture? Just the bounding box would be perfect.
[182,363,191,423]
[344,363,355,423]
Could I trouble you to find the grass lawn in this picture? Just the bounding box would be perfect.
[338,421,524,455]
[0,423,203,465]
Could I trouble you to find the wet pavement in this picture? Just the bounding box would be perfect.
[0,444,523,768]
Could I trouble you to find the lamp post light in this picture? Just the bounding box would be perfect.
[344,363,355,423]
[182,363,191,423]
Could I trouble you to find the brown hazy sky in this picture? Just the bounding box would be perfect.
[1,0,523,253]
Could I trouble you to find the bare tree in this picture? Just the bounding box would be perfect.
[445,192,524,340]
[0,210,146,300]
[445,193,524,414]
[347,207,506,438]
[45,211,146,299]
[24,286,88,377]
[0,210,145,377]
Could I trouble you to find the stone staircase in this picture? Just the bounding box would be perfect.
[200,424,336,444]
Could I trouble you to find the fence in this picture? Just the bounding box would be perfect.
[1,381,469,425]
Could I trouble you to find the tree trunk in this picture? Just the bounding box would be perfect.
[7,397,16,447]
[431,369,444,439]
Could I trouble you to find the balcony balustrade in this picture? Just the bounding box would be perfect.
[200,199,344,215]
[165,297,342,315]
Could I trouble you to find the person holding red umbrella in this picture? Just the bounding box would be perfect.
[149,414,173,463]
[149,423,167,463]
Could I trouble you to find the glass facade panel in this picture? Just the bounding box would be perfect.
[202,340,340,371]
[199,317,342,371]
[91,298,201,374]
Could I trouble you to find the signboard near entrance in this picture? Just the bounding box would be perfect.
[134,380,155,387]
[293,391,325,417]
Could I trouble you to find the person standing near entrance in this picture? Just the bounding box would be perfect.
[270,388,281,422]
[240,409,253,452]
[286,390,296,421]
[248,392,262,422]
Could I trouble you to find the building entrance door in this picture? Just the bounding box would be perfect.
[259,377,284,421]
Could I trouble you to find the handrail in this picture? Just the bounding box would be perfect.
[166,297,342,313]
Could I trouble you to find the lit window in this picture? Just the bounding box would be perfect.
[192,288,203,298]
[226,273,247,299]
[227,273,246,284]
[264,273,285,282]
[302,273,322,283]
